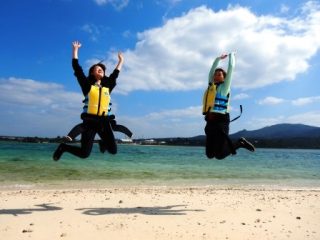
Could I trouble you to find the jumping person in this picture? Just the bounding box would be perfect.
[203,52,255,160]
[53,41,124,160]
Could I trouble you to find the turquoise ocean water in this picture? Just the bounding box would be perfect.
[0,142,320,189]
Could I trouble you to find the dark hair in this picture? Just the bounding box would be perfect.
[88,63,106,76]
[215,68,227,78]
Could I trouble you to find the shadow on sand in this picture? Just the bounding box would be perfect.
[76,204,204,216]
[0,203,62,216]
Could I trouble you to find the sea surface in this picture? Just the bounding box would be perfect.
[0,141,320,189]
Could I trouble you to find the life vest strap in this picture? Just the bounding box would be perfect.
[205,105,243,123]
[230,105,242,122]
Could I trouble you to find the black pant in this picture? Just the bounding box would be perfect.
[67,123,85,140]
[204,113,236,160]
[67,116,132,139]
[61,118,117,158]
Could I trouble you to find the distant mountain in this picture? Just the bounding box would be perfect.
[159,123,320,149]
[230,123,320,139]
[189,124,320,141]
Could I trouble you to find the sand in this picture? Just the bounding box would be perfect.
[0,186,319,240]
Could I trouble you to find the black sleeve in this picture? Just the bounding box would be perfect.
[104,69,119,93]
[72,59,91,95]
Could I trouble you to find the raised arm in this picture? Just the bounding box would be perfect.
[208,53,228,84]
[72,41,82,59]
[71,41,90,95]
[106,52,124,91]
[221,52,235,95]
[115,52,124,71]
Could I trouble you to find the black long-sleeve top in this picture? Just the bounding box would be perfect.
[72,58,119,96]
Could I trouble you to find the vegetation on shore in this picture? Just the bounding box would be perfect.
[1,123,320,149]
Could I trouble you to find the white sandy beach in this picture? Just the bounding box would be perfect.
[0,186,319,240]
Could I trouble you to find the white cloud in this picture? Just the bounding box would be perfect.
[286,111,320,126]
[102,2,320,94]
[1,76,318,138]
[118,106,204,138]
[93,0,129,10]
[146,106,201,120]
[0,77,204,138]
[247,111,320,131]
[246,116,286,130]
[0,78,81,108]
[258,96,285,105]
[291,96,320,106]
[117,104,245,138]
[0,78,83,137]
[81,24,99,42]
[257,95,320,106]
[80,24,110,42]
[94,0,107,5]
[233,93,250,100]
[280,4,290,14]
[119,102,319,138]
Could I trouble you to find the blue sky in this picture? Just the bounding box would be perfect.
[0,0,320,138]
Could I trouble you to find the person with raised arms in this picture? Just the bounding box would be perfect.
[203,52,255,160]
[53,41,125,161]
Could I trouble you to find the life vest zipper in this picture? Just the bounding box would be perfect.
[97,86,102,115]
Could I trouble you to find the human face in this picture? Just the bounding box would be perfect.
[92,65,104,80]
[213,70,225,83]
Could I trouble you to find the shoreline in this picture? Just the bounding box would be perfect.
[1,178,320,191]
[1,186,319,240]
[2,179,320,189]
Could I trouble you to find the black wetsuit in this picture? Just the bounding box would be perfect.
[67,115,133,140]
[54,59,119,159]
[205,112,236,160]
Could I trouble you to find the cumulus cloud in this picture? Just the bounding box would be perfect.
[258,96,285,105]
[102,1,320,94]
[119,105,204,138]
[291,96,320,106]
[146,106,201,120]
[0,78,83,137]
[286,111,320,126]
[247,111,320,130]
[0,77,203,138]
[124,108,320,138]
[0,77,204,138]
[257,95,320,106]
[0,78,81,111]
[247,116,286,130]
[118,103,244,138]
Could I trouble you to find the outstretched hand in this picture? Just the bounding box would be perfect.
[220,53,228,60]
[72,41,81,59]
[72,41,82,50]
[118,52,124,62]
[115,52,124,71]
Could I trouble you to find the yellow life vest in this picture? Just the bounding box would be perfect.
[202,83,216,115]
[83,85,110,116]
